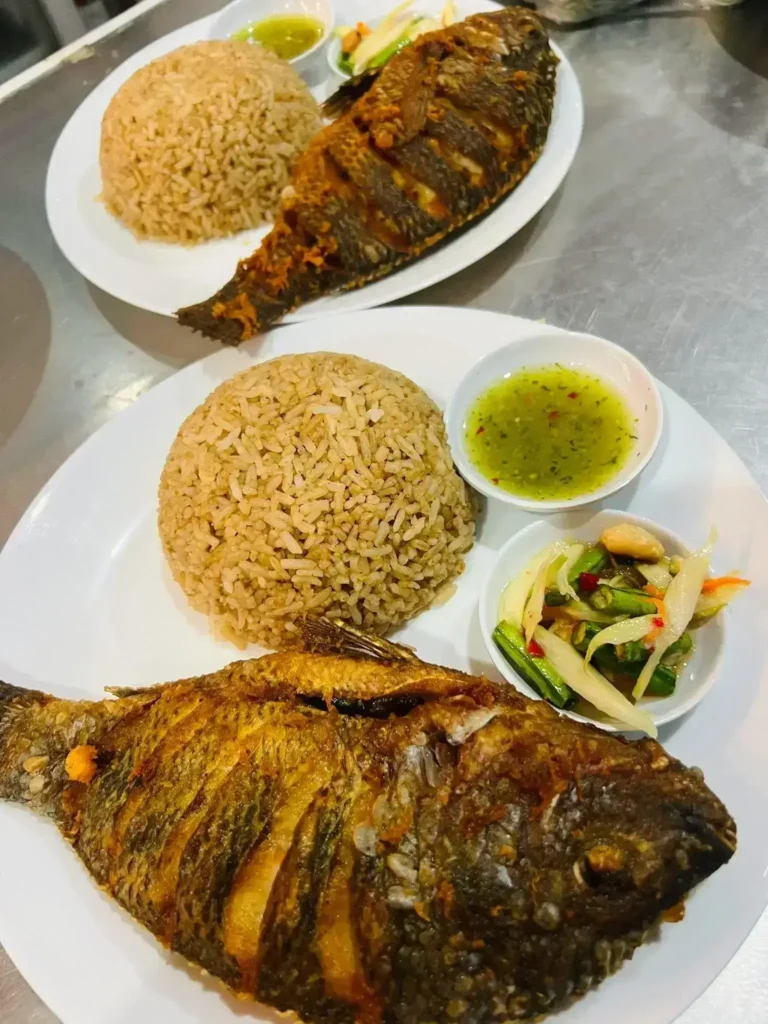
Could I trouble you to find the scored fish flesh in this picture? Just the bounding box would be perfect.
[177,8,559,344]
[0,619,735,1022]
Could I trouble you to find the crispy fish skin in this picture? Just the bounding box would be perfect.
[0,622,735,1023]
[177,9,559,345]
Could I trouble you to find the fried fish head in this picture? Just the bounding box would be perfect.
[362,701,735,1021]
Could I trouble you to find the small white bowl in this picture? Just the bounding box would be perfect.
[327,33,350,79]
[210,0,335,76]
[326,0,442,79]
[444,331,663,513]
[479,509,726,733]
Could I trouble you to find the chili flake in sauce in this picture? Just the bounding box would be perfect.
[464,364,637,501]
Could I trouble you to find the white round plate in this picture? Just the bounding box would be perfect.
[44,0,583,317]
[0,309,767,1024]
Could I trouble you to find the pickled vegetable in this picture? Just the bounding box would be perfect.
[495,522,748,724]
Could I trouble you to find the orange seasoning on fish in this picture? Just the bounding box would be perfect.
[65,745,99,785]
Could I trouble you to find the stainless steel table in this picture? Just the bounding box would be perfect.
[2,1,768,1020]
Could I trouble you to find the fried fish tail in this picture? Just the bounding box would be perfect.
[0,678,151,819]
[0,680,58,805]
[176,210,346,344]
[0,678,38,718]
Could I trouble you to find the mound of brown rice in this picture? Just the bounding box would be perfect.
[158,352,477,650]
[100,41,321,245]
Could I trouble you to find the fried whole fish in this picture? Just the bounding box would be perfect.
[177,9,559,344]
[0,620,735,1022]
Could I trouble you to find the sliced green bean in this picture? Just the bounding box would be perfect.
[589,585,657,617]
[571,620,603,653]
[493,621,575,709]
[568,546,609,585]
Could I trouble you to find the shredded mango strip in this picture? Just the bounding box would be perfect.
[634,529,716,700]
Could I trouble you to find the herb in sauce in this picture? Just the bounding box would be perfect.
[465,365,637,500]
[232,15,324,60]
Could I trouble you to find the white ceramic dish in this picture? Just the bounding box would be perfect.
[479,509,726,732]
[44,0,582,317]
[445,330,663,511]
[327,27,349,77]
[1,309,767,1024]
[209,0,335,75]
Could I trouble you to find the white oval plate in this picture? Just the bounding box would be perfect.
[44,0,583,317]
[0,309,767,1024]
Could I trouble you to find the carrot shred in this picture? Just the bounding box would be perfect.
[342,29,361,53]
[701,575,750,594]
[643,583,664,599]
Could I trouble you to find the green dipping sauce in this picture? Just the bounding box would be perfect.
[232,15,324,60]
[465,364,637,501]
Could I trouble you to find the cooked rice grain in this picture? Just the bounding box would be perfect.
[158,353,477,650]
[100,41,321,244]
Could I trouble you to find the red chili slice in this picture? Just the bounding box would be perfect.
[528,639,545,658]
[652,616,665,628]
[578,572,600,593]
[476,425,485,435]
[568,392,578,399]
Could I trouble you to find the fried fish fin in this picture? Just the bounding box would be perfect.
[298,617,419,662]
[238,652,486,707]
[105,685,157,698]
[321,67,382,119]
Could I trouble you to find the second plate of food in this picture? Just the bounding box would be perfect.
[45,0,583,317]
[0,308,767,1024]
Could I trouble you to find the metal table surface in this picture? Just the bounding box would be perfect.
[2,0,768,1020]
